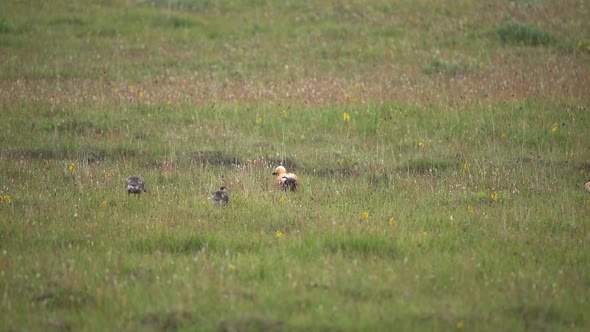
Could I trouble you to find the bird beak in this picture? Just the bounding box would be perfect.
[272,172,277,175]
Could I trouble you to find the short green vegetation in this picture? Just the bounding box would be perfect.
[1,0,589,331]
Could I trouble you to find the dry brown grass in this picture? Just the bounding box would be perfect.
[2,52,588,111]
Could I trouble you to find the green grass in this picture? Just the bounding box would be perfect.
[497,17,555,46]
[1,0,590,331]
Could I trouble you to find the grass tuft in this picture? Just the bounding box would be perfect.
[497,18,554,46]
[0,17,16,33]
[140,310,195,331]
[190,150,242,166]
[219,316,284,332]
[320,235,398,257]
[402,159,454,174]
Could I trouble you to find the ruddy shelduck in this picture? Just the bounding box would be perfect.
[272,166,299,191]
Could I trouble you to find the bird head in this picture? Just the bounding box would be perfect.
[272,166,287,176]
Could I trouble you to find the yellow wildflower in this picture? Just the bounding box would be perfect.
[491,192,498,202]
[343,112,351,122]
[551,122,558,133]
[275,231,283,239]
[68,163,76,174]
[418,140,424,148]
[256,117,262,124]
[228,264,236,271]
[279,196,285,203]
[463,163,469,173]
[362,212,369,219]
[468,206,474,214]
[101,200,108,208]
[500,133,506,140]
[166,100,173,106]
[138,91,144,98]
[389,217,396,226]
[456,321,465,329]
[281,110,287,118]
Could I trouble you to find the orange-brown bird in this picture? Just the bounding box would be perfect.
[585,181,590,193]
[126,176,147,197]
[272,166,299,191]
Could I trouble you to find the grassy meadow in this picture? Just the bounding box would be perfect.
[1,0,590,330]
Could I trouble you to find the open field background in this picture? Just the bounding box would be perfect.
[1,0,589,331]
